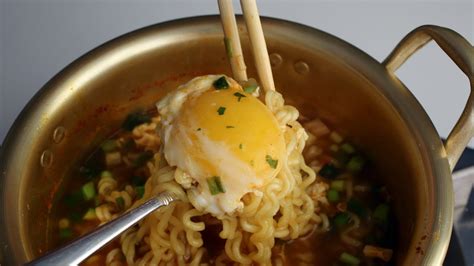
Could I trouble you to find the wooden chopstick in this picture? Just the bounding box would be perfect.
[218,0,276,92]
[240,0,275,92]
[218,0,248,83]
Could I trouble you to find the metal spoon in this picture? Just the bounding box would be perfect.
[26,192,177,266]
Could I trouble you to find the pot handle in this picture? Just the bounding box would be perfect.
[383,25,474,171]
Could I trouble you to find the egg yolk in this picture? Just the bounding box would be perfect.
[177,85,285,186]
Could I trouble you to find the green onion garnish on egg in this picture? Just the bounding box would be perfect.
[265,155,278,169]
[233,92,246,102]
[217,107,226,115]
[213,76,229,90]
[207,176,226,195]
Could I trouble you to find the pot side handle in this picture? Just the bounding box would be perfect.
[383,25,474,171]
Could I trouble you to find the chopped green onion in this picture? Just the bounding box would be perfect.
[135,186,145,199]
[347,155,365,172]
[122,112,151,131]
[105,152,121,166]
[81,181,96,201]
[318,163,340,179]
[265,155,278,169]
[243,84,258,93]
[333,212,350,228]
[134,151,153,167]
[327,189,340,202]
[101,170,113,179]
[226,125,235,128]
[83,208,97,220]
[233,92,246,102]
[347,198,367,218]
[239,143,243,150]
[339,252,360,265]
[116,197,125,210]
[207,176,226,195]
[224,37,233,57]
[217,106,226,115]
[58,218,70,229]
[59,228,73,239]
[330,131,343,143]
[213,76,229,90]
[101,139,117,152]
[341,143,355,154]
[373,203,390,224]
[331,180,345,191]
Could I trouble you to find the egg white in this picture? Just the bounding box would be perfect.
[157,75,283,216]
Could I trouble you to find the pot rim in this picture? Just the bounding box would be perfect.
[0,15,453,265]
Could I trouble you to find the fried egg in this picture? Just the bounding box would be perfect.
[157,75,285,216]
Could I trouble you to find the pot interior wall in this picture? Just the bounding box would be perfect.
[11,20,432,264]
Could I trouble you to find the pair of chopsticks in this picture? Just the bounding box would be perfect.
[217,0,275,92]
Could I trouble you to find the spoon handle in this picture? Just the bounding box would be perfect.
[27,192,177,266]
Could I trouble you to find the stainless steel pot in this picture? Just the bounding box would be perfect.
[0,16,472,265]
